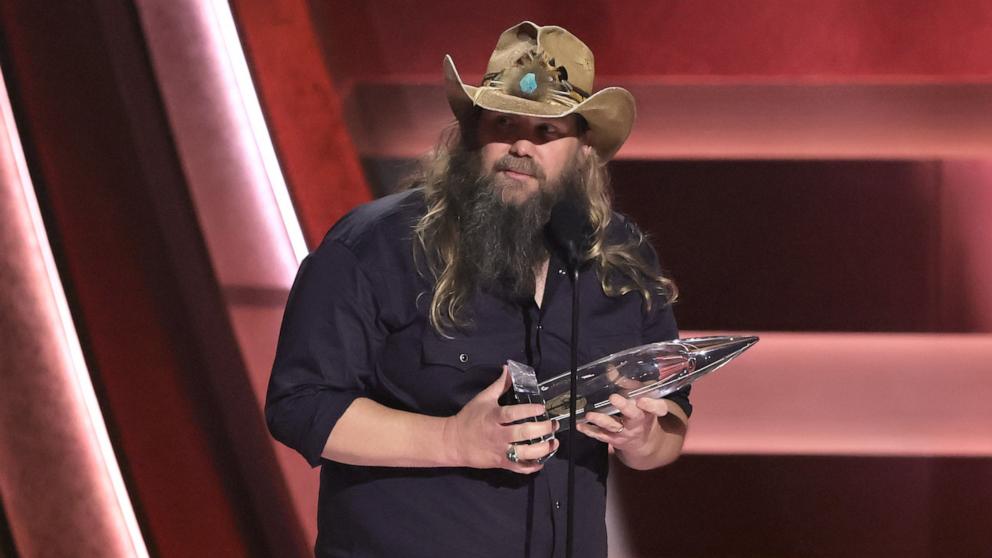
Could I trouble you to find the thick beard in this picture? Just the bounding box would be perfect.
[447,150,581,302]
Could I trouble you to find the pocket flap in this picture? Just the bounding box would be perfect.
[421,331,518,373]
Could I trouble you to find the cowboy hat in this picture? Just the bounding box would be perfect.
[444,21,635,160]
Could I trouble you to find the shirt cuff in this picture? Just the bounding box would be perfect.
[267,388,363,468]
[662,386,692,418]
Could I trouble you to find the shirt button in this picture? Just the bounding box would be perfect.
[557,268,567,276]
[554,500,561,510]
[458,353,469,363]
[537,324,543,330]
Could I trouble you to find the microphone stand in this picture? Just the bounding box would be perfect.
[565,265,579,558]
[546,198,590,558]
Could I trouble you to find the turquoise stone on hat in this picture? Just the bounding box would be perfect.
[519,72,538,94]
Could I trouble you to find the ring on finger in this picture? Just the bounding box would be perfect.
[506,444,520,464]
[615,417,625,434]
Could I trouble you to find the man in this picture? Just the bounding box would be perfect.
[266,21,690,558]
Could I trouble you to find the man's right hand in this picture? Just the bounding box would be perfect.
[442,366,558,474]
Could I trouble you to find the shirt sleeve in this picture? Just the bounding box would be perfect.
[265,240,385,467]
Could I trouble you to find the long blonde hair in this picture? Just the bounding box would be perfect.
[412,124,677,334]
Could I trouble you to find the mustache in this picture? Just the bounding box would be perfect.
[494,156,546,180]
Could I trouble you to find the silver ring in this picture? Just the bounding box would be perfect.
[506,444,520,463]
[615,425,625,434]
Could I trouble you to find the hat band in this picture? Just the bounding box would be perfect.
[478,75,589,108]
[477,48,592,109]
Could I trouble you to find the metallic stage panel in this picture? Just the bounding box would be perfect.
[0,66,147,558]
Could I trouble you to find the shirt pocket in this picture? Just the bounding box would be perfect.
[419,331,523,412]
[420,330,520,374]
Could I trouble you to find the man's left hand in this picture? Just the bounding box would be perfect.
[576,393,679,457]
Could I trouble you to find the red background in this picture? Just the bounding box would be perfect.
[1,1,990,556]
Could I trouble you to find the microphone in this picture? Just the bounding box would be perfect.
[546,199,593,270]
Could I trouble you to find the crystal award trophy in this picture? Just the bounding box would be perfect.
[508,335,759,431]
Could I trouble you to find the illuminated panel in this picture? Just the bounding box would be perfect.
[134,0,317,543]
[0,66,148,556]
[208,0,308,264]
[134,0,305,292]
[341,82,992,160]
[683,332,992,456]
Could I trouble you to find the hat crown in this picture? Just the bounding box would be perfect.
[484,22,595,94]
[443,21,635,160]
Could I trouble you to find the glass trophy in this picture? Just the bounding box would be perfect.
[508,335,759,432]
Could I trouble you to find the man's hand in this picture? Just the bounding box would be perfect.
[576,393,687,470]
[442,366,559,474]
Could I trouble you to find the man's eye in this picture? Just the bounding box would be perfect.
[540,125,560,137]
[496,117,512,128]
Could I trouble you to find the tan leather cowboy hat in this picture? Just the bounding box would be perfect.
[444,21,636,160]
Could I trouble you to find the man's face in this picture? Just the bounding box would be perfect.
[476,111,590,206]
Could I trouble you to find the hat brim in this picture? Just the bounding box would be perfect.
[443,55,635,160]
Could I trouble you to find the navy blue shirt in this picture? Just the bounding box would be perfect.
[266,188,689,558]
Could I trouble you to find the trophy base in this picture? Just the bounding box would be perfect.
[507,360,556,463]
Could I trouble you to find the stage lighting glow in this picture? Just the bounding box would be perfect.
[0,65,150,557]
[208,0,309,264]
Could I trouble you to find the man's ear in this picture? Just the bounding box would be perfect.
[580,143,593,157]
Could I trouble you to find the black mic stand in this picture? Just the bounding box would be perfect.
[565,264,579,558]
[545,198,590,558]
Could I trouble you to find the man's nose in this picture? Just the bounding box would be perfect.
[508,137,535,158]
